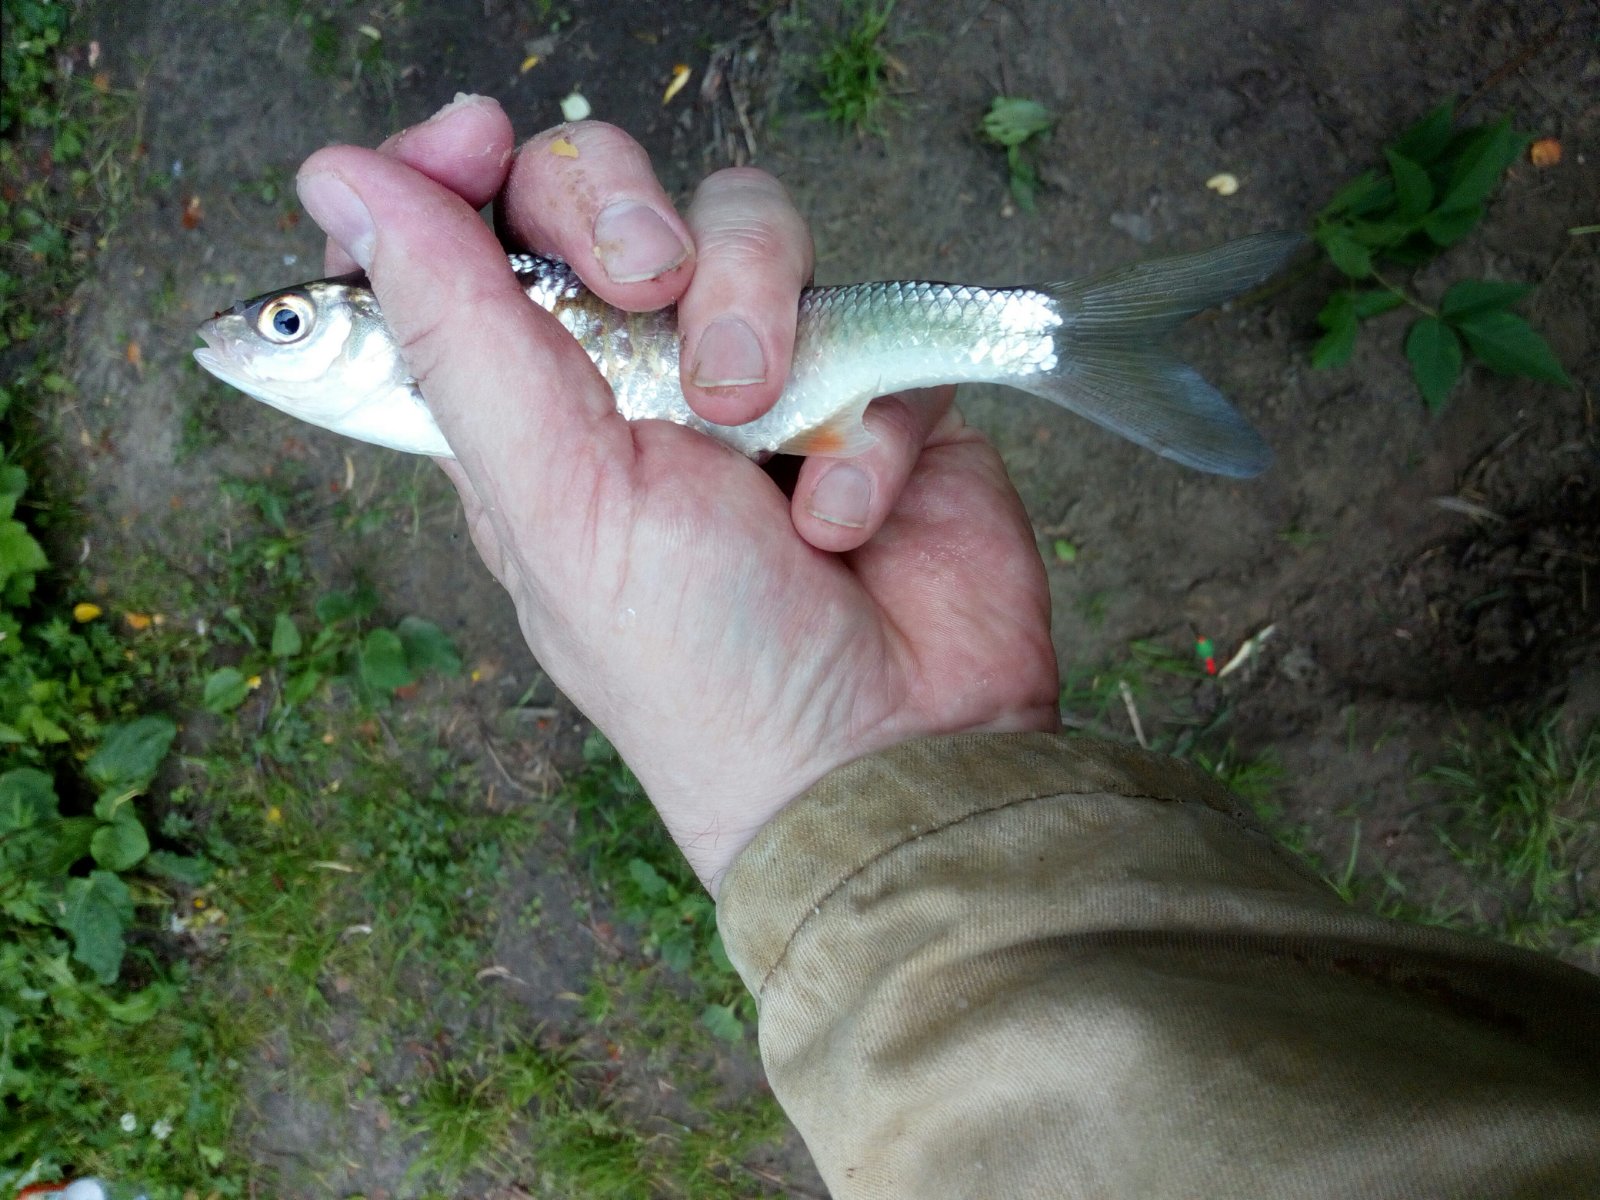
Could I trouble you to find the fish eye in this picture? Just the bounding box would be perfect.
[258,294,314,344]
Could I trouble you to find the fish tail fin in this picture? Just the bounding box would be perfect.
[1021,232,1304,477]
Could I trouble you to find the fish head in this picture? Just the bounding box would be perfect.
[194,275,417,437]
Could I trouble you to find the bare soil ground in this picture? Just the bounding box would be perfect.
[58,0,1600,1193]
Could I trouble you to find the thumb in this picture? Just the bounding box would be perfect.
[294,146,635,548]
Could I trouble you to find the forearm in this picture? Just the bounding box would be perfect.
[717,733,1600,1199]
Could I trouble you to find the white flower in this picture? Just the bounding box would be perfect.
[152,1117,174,1141]
[120,1111,138,1132]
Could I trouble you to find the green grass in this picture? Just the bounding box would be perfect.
[1059,641,1598,966]
[1426,720,1599,953]
[809,0,899,135]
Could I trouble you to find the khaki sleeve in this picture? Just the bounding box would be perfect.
[716,733,1600,1199]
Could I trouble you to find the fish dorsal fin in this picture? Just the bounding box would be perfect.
[776,404,877,458]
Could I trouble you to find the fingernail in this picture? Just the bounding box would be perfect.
[593,200,689,284]
[692,317,766,388]
[808,464,871,529]
[424,92,491,125]
[296,172,375,270]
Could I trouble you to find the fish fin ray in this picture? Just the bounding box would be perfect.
[777,405,877,458]
[1020,232,1301,476]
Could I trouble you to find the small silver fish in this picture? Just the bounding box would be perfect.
[194,233,1301,475]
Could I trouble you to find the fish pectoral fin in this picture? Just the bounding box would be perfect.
[776,406,877,458]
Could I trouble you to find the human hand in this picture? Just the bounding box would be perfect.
[297,96,1060,892]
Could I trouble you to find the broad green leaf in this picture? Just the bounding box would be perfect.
[1389,99,1456,166]
[144,849,214,885]
[1348,219,1420,248]
[1351,290,1405,319]
[62,869,134,983]
[396,616,462,677]
[0,518,48,595]
[283,669,322,704]
[1440,280,1532,320]
[1319,170,1391,219]
[1384,149,1433,220]
[1312,293,1358,368]
[358,628,413,692]
[96,981,178,1025]
[0,767,57,833]
[91,811,150,871]
[202,666,252,714]
[270,612,303,657]
[314,587,375,625]
[1438,118,1527,213]
[1422,203,1481,247]
[1454,310,1571,386]
[980,97,1054,147]
[628,856,670,899]
[87,716,177,797]
[0,464,26,518]
[1405,318,1463,411]
[701,1002,744,1043]
[1320,229,1372,278]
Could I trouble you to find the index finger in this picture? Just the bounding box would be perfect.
[295,147,635,540]
[323,93,515,276]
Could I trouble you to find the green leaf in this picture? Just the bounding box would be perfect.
[700,1002,744,1043]
[1440,280,1533,320]
[283,669,322,704]
[1312,293,1358,368]
[1389,99,1455,166]
[1454,310,1571,386]
[0,464,27,518]
[1384,149,1434,220]
[1421,203,1482,247]
[1405,318,1463,411]
[1351,290,1405,319]
[270,612,303,657]
[97,981,178,1025]
[87,716,177,797]
[1437,118,1527,214]
[980,97,1054,147]
[1319,170,1392,219]
[0,767,57,833]
[202,666,252,714]
[358,628,413,692]
[396,616,462,677]
[0,517,48,598]
[314,587,376,625]
[144,849,214,885]
[627,856,669,899]
[61,870,134,983]
[91,811,150,871]
[1319,229,1372,278]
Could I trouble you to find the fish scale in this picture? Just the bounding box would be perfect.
[194,232,1303,475]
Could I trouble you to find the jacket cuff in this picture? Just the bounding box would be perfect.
[716,731,1270,997]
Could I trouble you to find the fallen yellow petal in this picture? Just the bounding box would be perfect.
[1205,172,1240,196]
[1529,137,1561,169]
[73,602,103,622]
[124,611,153,631]
[550,136,579,158]
[663,64,691,106]
[520,53,541,73]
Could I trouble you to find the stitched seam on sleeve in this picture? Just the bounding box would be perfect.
[753,782,1194,995]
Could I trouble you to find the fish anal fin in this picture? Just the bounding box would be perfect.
[777,407,877,458]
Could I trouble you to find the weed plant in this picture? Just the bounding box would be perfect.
[1310,99,1570,408]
